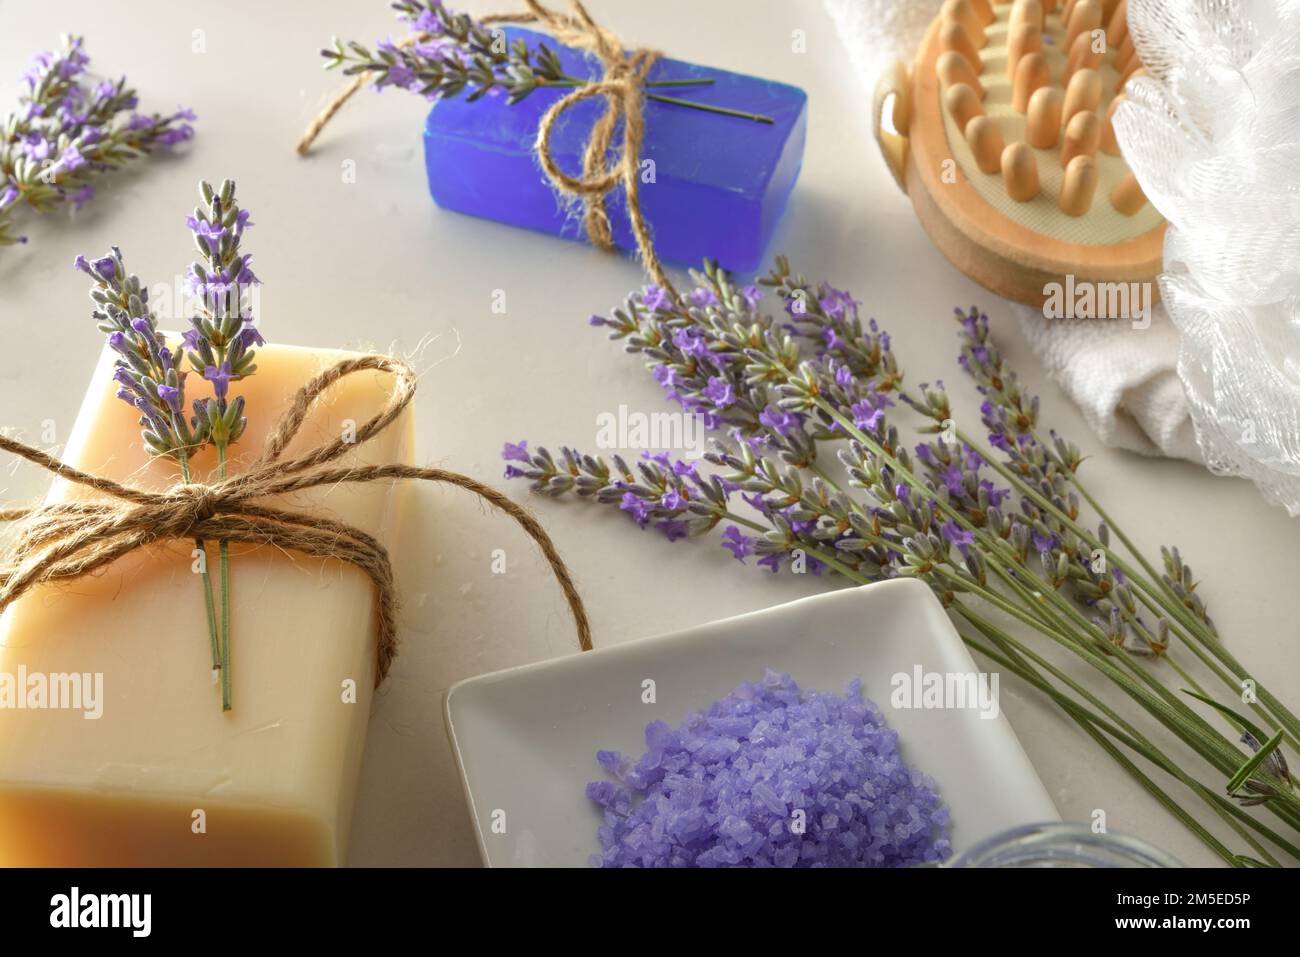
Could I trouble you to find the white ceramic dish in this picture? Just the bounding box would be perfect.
[445,578,1058,867]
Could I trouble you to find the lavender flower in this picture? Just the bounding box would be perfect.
[75,179,262,714]
[182,179,261,450]
[77,246,194,458]
[1,36,196,246]
[322,2,579,104]
[503,256,1300,866]
[319,2,771,123]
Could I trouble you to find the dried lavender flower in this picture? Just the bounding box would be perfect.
[75,178,263,714]
[319,1,770,122]
[506,257,1300,866]
[75,246,194,459]
[181,178,262,451]
[1,35,196,246]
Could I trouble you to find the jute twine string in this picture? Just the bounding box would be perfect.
[296,0,683,307]
[0,354,593,681]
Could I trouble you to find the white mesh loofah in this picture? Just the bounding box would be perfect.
[1115,0,1300,514]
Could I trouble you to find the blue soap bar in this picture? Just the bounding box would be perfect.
[422,28,807,273]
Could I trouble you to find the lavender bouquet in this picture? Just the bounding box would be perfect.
[505,259,1300,867]
[0,36,195,247]
[76,179,262,710]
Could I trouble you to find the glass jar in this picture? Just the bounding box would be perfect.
[945,822,1183,868]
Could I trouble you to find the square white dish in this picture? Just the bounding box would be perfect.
[445,578,1058,867]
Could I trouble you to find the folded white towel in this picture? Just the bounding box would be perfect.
[1011,303,1198,460]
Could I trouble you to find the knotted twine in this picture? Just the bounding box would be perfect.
[0,354,592,683]
[296,0,684,307]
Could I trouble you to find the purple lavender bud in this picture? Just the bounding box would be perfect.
[720,525,754,562]
[641,285,670,312]
[237,322,265,349]
[702,377,735,409]
[501,440,529,463]
[68,184,95,209]
[203,361,233,403]
[156,384,182,413]
[58,145,86,171]
[759,406,802,436]
[941,520,976,549]
[619,492,651,527]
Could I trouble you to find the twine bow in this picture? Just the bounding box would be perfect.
[0,354,592,683]
[296,0,683,306]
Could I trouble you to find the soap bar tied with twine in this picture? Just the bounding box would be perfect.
[0,354,592,697]
[298,0,773,310]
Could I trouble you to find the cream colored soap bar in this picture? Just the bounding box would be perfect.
[0,342,413,865]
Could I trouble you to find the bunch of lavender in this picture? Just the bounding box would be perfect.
[319,1,771,122]
[76,179,261,712]
[505,259,1300,867]
[1,35,195,246]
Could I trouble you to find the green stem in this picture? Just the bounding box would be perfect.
[727,368,1300,843]
[217,443,232,712]
[958,606,1298,864]
[965,629,1245,866]
[555,73,713,90]
[643,92,774,123]
[961,427,1300,751]
[641,79,714,89]
[808,396,1280,783]
[551,72,774,123]
[775,453,1298,850]
[175,439,220,673]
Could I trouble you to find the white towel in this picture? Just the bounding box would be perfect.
[823,0,1198,462]
[1011,304,1198,460]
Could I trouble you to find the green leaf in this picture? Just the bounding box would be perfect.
[1227,729,1285,795]
[1181,688,1272,745]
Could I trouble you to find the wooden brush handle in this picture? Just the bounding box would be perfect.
[873,60,912,193]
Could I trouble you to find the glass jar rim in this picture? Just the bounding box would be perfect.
[947,822,1184,868]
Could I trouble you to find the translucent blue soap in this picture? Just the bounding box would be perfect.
[422,28,807,272]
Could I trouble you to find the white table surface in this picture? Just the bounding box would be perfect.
[2,0,1295,868]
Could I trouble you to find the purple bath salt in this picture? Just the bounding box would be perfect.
[585,670,951,868]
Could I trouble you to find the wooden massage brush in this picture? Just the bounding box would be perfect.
[873,0,1165,316]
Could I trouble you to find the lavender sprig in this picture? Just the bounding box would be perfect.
[182,178,261,455]
[76,239,220,695]
[75,248,195,459]
[319,1,774,123]
[183,178,262,712]
[1,36,196,246]
[504,258,1300,866]
[74,179,262,713]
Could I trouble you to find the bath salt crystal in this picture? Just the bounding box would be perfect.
[585,670,951,868]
